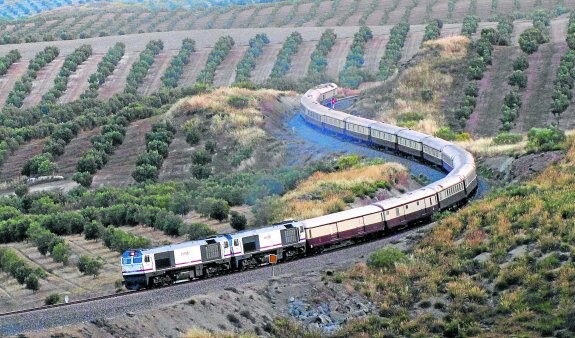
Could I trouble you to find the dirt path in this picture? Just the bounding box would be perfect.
[514,43,565,133]
[251,43,282,83]
[326,38,353,80]
[91,118,154,188]
[98,51,139,100]
[159,115,197,182]
[21,55,66,109]
[512,20,533,46]
[364,34,390,74]
[58,53,104,104]
[285,41,316,80]
[386,1,410,25]
[138,49,179,96]
[0,138,47,183]
[0,59,29,107]
[178,48,211,87]
[400,26,425,64]
[440,23,463,38]
[213,45,249,87]
[54,127,102,178]
[466,46,519,137]
[550,16,569,44]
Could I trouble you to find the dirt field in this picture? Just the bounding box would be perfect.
[364,33,391,74]
[137,49,180,96]
[467,46,520,137]
[54,127,102,178]
[178,48,211,87]
[515,42,566,133]
[58,53,105,104]
[91,117,155,188]
[0,138,47,183]
[97,51,139,100]
[0,59,29,107]
[325,38,353,80]
[251,43,282,83]
[285,41,316,80]
[440,23,463,38]
[400,25,425,64]
[158,115,196,183]
[213,45,249,87]
[21,55,66,109]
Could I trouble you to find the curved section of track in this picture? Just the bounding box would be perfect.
[0,84,477,335]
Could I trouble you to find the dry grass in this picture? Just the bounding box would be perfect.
[184,327,256,338]
[374,36,471,136]
[175,87,295,147]
[278,162,408,220]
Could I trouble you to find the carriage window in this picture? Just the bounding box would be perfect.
[122,258,131,265]
[386,210,389,215]
[234,239,239,246]
[396,208,399,216]
[133,256,142,264]
[144,255,150,263]
[417,201,419,206]
[224,242,229,248]
[405,205,409,209]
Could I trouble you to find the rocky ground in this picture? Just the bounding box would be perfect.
[478,150,564,184]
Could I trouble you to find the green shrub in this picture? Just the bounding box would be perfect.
[227,95,250,109]
[367,247,407,270]
[508,70,527,89]
[527,127,566,151]
[513,54,529,71]
[184,222,217,240]
[492,132,523,145]
[45,293,61,305]
[230,211,247,231]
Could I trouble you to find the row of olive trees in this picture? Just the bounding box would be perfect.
[6,46,59,108]
[270,31,302,79]
[307,29,337,76]
[162,38,195,88]
[550,13,575,120]
[72,103,159,187]
[234,33,269,83]
[83,42,125,98]
[0,49,21,76]
[0,247,45,292]
[378,22,409,80]
[339,26,373,88]
[196,35,234,84]
[42,44,93,104]
[461,16,479,37]
[422,19,443,43]
[131,120,176,183]
[125,39,164,94]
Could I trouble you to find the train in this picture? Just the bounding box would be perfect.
[121,83,477,290]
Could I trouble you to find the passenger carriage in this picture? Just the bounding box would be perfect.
[372,188,439,229]
[423,137,451,165]
[427,175,467,210]
[369,122,405,150]
[301,206,384,249]
[344,115,371,141]
[396,129,429,158]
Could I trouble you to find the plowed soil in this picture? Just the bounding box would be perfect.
[400,25,425,64]
[408,3,428,24]
[251,43,282,83]
[285,41,316,80]
[213,45,249,87]
[58,53,105,104]
[98,51,139,100]
[21,55,66,109]
[137,49,179,96]
[0,59,29,107]
[467,46,520,137]
[364,34,391,74]
[326,38,353,80]
[440,24,463,38]
[158,115,196,183]
[386,1,410,25]
[0,138,47,183]
[515,43,566,133]
[91,118,155,188]
[178,48,211,87]
[54,127,102,178]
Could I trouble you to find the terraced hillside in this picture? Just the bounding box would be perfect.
[0,0,572,44]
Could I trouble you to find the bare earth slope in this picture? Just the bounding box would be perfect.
[0,60,30,106]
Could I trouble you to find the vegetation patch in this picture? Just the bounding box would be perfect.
[270,32,303,79]
[125,39,164,94]
[161,38,195,88]
[42,44,92,104]
[83,42,125,98]
[196,35,234,85]
[378,22,409,81]
[234,33,269,84]
[339,26,373,88]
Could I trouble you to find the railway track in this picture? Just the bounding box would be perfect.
[0,221,435,335]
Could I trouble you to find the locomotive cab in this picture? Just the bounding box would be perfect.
[121,249,150,290]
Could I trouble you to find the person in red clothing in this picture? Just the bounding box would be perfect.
[331,97,337,109]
